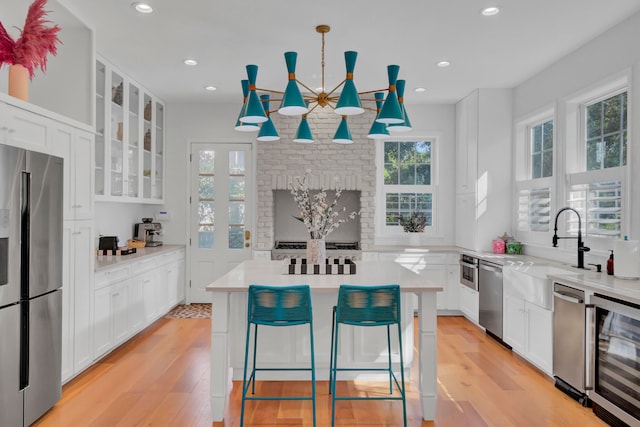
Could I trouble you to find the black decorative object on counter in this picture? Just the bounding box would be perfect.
[283,258,356,275]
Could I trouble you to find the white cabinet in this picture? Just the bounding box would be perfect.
[93,266,131,359]
[95,56,165,203]
[61,221,94,383]
[0,102,51,152]
[454,89,512,252]
[503,294,553,375]
[459,284,479,324]
[51,125,94,220]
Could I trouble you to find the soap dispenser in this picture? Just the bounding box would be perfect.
[607,250,614,275]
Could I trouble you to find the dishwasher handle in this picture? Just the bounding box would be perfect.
[479,262,502,274]
[553,291,583,304]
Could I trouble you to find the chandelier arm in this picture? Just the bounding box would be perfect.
[326,79,347,97]
[307,103,321,114]
[296,80,319,95]
[357,88,389,96]
[255,87,285,95]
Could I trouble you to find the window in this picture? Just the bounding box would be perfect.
[377,139,437,239]
[585,92,627,171]
[531,120,553,179]
[563,78,628,245]
[514,111,555,241]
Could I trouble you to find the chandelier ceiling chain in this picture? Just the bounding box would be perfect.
[235,24,412,144]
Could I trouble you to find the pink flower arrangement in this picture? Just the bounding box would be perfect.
[0,0,61,79]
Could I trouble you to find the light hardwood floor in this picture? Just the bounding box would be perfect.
[35,316,607,427]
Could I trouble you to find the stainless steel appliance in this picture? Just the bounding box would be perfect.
[271,240,361,261]
[134,218,163,247]
[553,283,589,405]
[459,254,479,291]
[0,145,63,427]
[590,294,640,426]
[478,260,504,341]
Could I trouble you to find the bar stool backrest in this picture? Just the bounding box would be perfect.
[248,284,312,326]
[335,284,401,326]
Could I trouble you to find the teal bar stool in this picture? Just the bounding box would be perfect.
[240,284,317,427]
[329,284,406,427]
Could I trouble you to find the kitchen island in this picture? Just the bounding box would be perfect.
[205,259,442,423]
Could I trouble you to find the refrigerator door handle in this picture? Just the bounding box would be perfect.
[21,171,30,299]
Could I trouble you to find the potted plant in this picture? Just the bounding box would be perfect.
[399,211,427,245]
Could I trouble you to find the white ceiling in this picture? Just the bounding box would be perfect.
[57,0,640,105]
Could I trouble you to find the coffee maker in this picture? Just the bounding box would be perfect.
[134,218,163,247]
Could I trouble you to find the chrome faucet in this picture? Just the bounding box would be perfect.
[552,207,590,269]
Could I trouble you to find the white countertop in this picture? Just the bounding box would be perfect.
[205,259,443,292]
[95,244,186,272]
[548,270,640,305]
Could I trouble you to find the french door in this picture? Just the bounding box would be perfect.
[188,143,253,302]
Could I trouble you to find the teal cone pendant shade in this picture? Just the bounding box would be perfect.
[332,116,353,144]
[235,80,260,132]
[367,92,389,139]
[335,51,364,115]
[278,52,308,116]
[294,115,314,143]
[388,80,412,132]
[240,65,268,123]
[377,65,404,124]
[257,94,280,141]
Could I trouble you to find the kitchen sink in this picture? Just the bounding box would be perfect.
[503,264,580,309]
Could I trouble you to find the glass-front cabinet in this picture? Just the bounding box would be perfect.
[95,55,165,203]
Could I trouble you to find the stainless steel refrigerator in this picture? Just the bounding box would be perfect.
[0,145,63,427]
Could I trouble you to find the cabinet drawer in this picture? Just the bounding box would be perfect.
[95,266,130,289]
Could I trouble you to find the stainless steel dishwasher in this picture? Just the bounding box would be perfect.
[478,260,503,341]
[553,283,590,405]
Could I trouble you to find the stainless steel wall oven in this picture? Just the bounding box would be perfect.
[459,254,478,291]
[590,294,640,427]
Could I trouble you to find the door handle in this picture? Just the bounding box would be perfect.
[244,230,250,240]
[553,292,583,304]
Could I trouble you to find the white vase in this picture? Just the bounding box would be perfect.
[307,239,326,265]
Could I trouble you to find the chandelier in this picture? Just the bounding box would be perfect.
[234,25,412,144]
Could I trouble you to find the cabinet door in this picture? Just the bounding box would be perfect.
[525,302,553,374]
[72,130,94,219]
[459,284,479,324]
[129,275,145,333]
[112,281,130,345]
[142,271,158,323]
[166,261,180,308]
[176,257,185,303]
[455,90,478,194]
[93,285,113,358]
[455,193,476,250]
[2,103,50,152]
[503,294,525,353]
[73,222,94,373]
[422,265,448,310]
[446,265,460,310]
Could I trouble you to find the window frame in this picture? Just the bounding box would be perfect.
[562,71,630,250]
[513,106,556,246]
[375,136,440,244]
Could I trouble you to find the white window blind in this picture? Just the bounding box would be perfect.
[568,181,621,238]
[518,187,551,232]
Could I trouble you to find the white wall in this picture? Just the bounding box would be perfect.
[513,10,640,264]
[162,101,456,250]
[94,202,158,247]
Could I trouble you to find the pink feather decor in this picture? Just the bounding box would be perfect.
[0,0,61,79]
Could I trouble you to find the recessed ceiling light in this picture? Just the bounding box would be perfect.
[315,87,324,92]
[414,87,427,93]
[481,6,500,16]
[204,85,217,91]
[184,59,198,66]
[132,2,153,13]
[436,60,451,68]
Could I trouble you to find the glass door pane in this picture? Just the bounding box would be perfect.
[110,71,124,197]
[142,93,152,199]
[95,60,106,196]
[127,83,140,197]
[228,151,246,249]
[154,102,164,199]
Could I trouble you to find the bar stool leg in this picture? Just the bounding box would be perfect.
[310,320,317,427]
[330,322,340,427]
[387,324,393,394]
[251,324,259,394]
[329,306,336,395]
[398,321,407,427]
[240,321,253,427]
